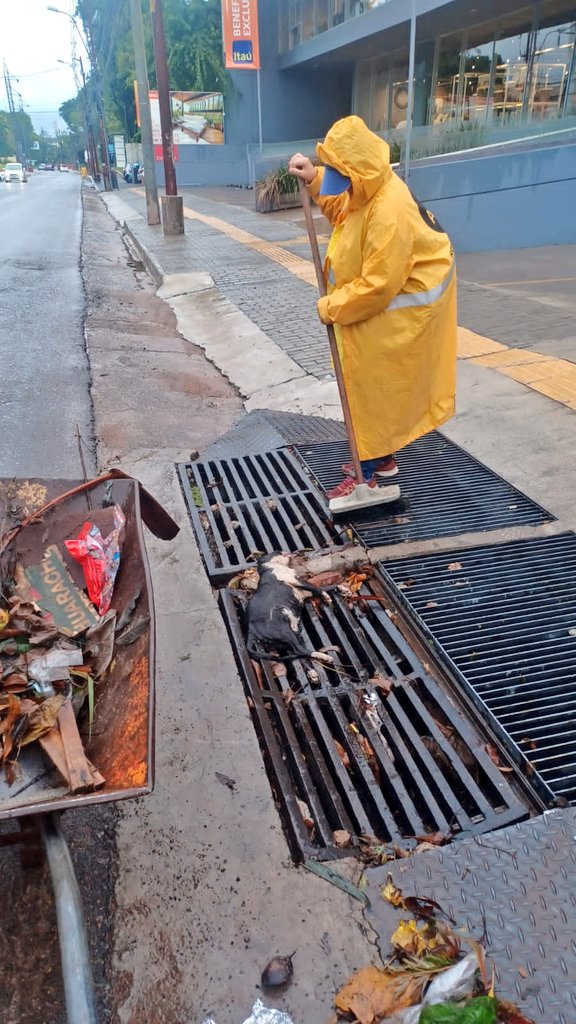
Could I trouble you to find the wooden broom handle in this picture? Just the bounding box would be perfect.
[299,181,364,487]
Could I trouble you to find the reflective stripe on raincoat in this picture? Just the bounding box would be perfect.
[308,115,457,461]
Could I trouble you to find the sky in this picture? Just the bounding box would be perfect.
[1,0,84,133]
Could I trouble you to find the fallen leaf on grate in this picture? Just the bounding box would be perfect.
[447,562,463,571]
[404,895,457,925]
[398,577,417,590]
[410,830,451,847]
[426,600,439,608]
[306,570,343,588]
[334,739,351,769]
[370,672,393,696]
[335,965,427,1024]
[281,688,296,707]
[485,743,514,772]
[296,797,314,830]
[265,499,278,511]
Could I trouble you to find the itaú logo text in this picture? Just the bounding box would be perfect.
[232,40,254,62]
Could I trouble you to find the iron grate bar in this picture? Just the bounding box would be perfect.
[379,533,576,804]
[218,582,530,863]
[179,449,339,584]
[296,433,554,545]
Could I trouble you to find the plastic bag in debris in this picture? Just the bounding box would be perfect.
[65,506,125,615]
[200,1001,295,1024]
[424,953,478,1004]
[386,953,479,1024]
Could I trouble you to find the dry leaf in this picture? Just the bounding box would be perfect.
[412,830,451,847]
[333,829,352,848]
[392,842,412,859]
[334,740,351,769]
[0,609,10,631]
[485,743,514,772]
[265,499,278,511]
[381,873,405,908]
[518,966,529,979]
[447,562,463,571]
[370,672,393,696]
[334,965,426,1024]
[306,571,343,588]
[426,601,439,608]
[281,687,296,707]
[391,919,442,957]
[398,577,417,590]
[21,695,65,746]
[296,797,314,830]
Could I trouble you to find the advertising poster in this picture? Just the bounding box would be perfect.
[222,0,260,70]
[149,90,225,159]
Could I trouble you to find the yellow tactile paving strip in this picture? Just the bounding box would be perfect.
[133,189,575,413]
[458,328,576,411]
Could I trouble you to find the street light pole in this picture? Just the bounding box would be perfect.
[149,0,184,235]
[129,0,160,225]
[47,4,111,190]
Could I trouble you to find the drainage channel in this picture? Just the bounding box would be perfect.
[296,433,554,546]
[379,533,576,806]
[219,581,532,863]
[179,448,338,584]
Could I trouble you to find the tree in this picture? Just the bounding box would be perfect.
[72,0,227,141]
[0,112,14,157]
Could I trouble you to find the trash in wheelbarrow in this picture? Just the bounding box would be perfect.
[0,470,178,817]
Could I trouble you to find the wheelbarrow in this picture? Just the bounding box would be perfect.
[0,471,178,1024]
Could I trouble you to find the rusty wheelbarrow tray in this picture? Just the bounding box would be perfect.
[0,471,178,1024]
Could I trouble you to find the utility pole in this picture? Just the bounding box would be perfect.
[80,6,112,191]
[129,0,160,225]
[150,0,184,235]
[78,55,100,179]
[3,61,22,161]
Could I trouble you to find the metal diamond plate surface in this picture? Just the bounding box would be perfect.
[364,809,576,1024]
[200,410,345,461]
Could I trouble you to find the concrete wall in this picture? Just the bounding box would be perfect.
[409,143,576,251]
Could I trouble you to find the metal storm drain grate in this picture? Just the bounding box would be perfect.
[219,583,529,863]
[179,449,337,584]
[296,433,554,546]
[379,534,576,804]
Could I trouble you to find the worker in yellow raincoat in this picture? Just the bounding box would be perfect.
[289,115,457,502]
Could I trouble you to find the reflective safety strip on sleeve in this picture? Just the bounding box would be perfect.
[387,263,455,311]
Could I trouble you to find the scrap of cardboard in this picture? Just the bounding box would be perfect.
[21,545,100,636]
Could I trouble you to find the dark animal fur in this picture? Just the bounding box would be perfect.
[245,554,334,666]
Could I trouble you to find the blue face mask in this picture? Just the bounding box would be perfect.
[320,165,351,196]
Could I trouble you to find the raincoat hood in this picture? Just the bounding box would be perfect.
[317,115,392,210]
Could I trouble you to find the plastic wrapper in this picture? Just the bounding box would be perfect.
[65,506,125,615]
[201,1000,295,1024]
[387,953,479,1024]
[424,953,478,1005]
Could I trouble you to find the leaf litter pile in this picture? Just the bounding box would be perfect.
[330,874,536,1024]
[0,504,134,794]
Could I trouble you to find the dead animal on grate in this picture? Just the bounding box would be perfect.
[245,554,339,678]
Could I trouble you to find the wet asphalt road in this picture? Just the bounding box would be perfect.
[0,171,95,477]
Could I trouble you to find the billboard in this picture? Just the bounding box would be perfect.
[149,90,225,159]
[222,0,260,70]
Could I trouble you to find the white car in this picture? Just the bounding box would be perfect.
[4,162,27,183]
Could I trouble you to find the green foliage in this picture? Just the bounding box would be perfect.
[0,112,14,157]
[71,0,227,142]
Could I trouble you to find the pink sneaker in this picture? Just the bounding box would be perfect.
[341,456,398,479]
[327,475,377,501]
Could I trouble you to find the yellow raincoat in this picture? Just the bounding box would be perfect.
[308,116,457,461]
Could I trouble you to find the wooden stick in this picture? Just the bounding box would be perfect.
[299,181,365,486]
[57,700,95,792]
